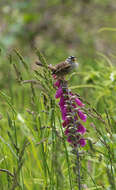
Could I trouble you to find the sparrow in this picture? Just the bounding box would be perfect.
[36,56,79,77]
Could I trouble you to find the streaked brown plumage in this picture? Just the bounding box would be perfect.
[36,56,78,77]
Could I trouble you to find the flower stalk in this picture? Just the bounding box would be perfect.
[55,79,87,148]
[54,79,87,189]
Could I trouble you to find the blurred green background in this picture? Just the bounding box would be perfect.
[1,0,116,59]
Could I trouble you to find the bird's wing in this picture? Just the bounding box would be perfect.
[36,60,71,75]
[48,64,56,71]
[53,61,71,74]
[35,61,56,71]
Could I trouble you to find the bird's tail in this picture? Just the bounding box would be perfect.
[35,61,43,67]
[35,61,56,72]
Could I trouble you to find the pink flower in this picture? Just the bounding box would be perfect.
[67,136,73,143]
[59,96,65,107]
[54,80,61,88]
[74,115,78,121]
[64,128,70,135]
[78,109,87,122]
[62,118,70,128]
[77,124,86,134]
[55,86,63,98]
[53,74,57,79]
[54,79,87,147]
[61,107,67,120]
[72,103,76,108]
[75,98,85,107]
[79,138,86,147]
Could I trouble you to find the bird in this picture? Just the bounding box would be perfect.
[35,56,79,78]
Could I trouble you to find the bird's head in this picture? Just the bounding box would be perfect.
[66,56,77,64]
[66,56,79,69]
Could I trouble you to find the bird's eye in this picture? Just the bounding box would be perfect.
[68,56,75,59]
[71,56,75,59]
[68,56,75,60]
[66,56,75,62]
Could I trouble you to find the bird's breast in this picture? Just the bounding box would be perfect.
[72,62,79,69]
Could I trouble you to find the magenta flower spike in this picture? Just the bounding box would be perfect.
[75,98,85,107]
[77,124,86,134]
[67,136,73,143]
[53,74,57,79]
[61,107,67,120]
[72,103,77,108]
[78,109,87,122]
[55,86,63,98]
[64,128,70,135]
[54,80,61,88]
[62,118,70,128]
[79,138,86,147]
[59,96,65,107]
[54,77,87,147]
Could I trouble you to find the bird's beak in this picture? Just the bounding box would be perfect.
[73,57,77,62]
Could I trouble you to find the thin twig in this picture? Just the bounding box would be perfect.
[21,79,38,84]
[63,81,82,189]
[0,169,14,177]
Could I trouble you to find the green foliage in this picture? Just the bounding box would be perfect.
[0,48,116,189]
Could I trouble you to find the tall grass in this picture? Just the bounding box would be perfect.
[0,49,116,189]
